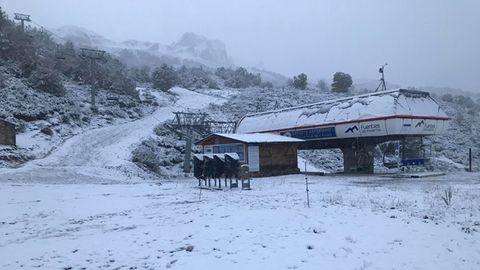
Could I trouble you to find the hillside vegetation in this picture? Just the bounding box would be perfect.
[0,8,136,98]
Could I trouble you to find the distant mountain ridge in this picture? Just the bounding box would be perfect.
[53,25,234,69]
[51,25,294,87]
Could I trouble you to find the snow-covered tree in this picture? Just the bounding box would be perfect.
[215,67,263,88]
[152,64,178,91]
[292,73,308,90]
[177,65,217,89]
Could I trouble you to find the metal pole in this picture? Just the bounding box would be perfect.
[469,148,472,172]
[305,162,310,208]
[183,135,192,173]
[79,48,106,111]
[90,58,96,109]
[396,141,400,173]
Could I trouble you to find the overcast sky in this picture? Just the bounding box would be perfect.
[1,0,479,91]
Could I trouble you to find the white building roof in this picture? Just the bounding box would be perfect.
[235,89,449,133]
[198,133,304,144]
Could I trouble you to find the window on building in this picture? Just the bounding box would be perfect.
[212,143,245,160]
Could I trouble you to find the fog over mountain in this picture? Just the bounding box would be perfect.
[53,25,234,68]
[1,0,479,92]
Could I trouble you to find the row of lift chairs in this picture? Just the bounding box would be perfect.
[193,153,251,190]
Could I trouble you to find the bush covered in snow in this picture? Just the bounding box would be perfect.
[28,64,65,96]
[131,124,185,175]
[299,149,344,173]
[176,65,218,90]
[208,87,341,121]
[427,95,480,171]
[215,67,264,89]
[0,70,144,126]
[147,64,273,91]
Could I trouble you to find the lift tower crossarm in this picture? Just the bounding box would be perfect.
[14,13,31,32]
[80,48,106,110]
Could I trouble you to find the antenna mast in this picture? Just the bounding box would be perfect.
[375,63,388,92]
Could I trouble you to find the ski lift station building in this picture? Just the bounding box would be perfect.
[197,89,449,176]
[196,133,304,177]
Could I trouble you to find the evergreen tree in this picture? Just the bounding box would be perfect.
[292,73,308,90]
[331,72,352,93]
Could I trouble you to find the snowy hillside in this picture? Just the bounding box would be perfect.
[0,86,225,182]
[427,96,480,171]
[248,67,289,87]
[54,26,234,68]
[0,66,154,168]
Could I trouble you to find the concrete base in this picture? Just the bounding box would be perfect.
[386,172,446,178]
[341,144,375,174]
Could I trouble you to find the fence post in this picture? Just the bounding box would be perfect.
[305,162,310,208]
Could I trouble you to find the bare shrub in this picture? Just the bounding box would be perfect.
[441,187,453,206]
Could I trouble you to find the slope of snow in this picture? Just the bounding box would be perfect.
[0,87,225,183]
[248,67,289,87]
[0,173,478,269]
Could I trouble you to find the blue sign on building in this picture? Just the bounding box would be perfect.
[281,126,337,140]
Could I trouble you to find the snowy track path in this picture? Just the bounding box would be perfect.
[0,88,224,183]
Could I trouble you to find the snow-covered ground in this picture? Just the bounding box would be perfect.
[0,87,225,183]
[1,173,479,269]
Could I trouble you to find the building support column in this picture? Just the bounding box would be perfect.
[341,143,375,174]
